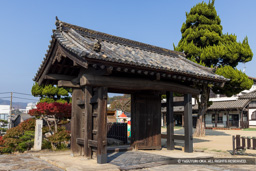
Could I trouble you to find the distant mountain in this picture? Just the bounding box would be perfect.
[0,99,27,109]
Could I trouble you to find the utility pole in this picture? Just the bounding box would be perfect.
[8,92,13,129]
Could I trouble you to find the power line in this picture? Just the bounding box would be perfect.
[0,96,39,101]
[13,92,34,96]
[0,92,11,94]
[13,97,39,101]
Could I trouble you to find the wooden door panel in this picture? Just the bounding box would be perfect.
[132,93,161,150]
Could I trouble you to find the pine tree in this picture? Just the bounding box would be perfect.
[31,83,71,103]
[174,0,253,136]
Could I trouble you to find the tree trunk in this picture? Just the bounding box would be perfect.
[193,84,210,137]
[53,115,58,133]
[42,116,53,135]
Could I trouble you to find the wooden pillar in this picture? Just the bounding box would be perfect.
[204,113,206,128]
[240,110,243,128]
[182,115,184,127]
[71,88,85,156]
[227,111,230,128]
[96,87,108,164]
[166,91,174,150]
[131,94,136,148]
[84,86,93,159]
[215,112,218,128]
[184,94,193,153]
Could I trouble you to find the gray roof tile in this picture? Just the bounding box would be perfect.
[239,90,256,99]
[194,99,250,110]
[34,20,229,82]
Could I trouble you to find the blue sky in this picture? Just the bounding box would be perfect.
[0,0,256,103]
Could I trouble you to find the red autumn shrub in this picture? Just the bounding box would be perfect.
[28,102,71,119]
[0,136,4,146]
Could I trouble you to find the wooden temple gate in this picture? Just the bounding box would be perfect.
[70,73,196,163]
[34,18,228,164]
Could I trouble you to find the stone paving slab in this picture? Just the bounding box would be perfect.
[140,164,256,171]
[4,150,252,171]
[0,154,64,171]
[108,151,170,167]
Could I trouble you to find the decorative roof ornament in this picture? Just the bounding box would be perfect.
[93,40,101,52]
[55,16,61,30]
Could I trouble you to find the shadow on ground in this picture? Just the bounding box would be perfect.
[162,128,231,136]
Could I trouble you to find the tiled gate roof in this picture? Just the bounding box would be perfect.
[34,19,228,84]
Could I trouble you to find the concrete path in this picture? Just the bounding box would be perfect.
[140,163,256,171]
[29,149,215,171]
[0,153,63,171]
[1,150,255,171]
[162,128,256,154]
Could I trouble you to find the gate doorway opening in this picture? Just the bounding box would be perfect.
[107,93,131,152]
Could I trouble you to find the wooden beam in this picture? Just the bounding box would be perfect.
[166,92,174,150]
[76,138,84,146]
[80,74,200,95]
[58,80,80,88]
[173,101,185,106]
[173,135,185,140]
[184,94,193,153]
[59,43,88,69]
[44,74,76,81]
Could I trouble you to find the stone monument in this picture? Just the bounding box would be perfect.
[34,119,43,151]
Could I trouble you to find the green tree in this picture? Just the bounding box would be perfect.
[31,83,71,103]
[109,95,131,113]
[0,119,8,136]
[174,0,253,136]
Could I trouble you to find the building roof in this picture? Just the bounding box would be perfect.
[239,90,256,99]
[248,76,256,82]
[107,115,116,123]
[119,113,127,118]
[34,19,228,84]
[162,99,250,113]
[194,99,250,110]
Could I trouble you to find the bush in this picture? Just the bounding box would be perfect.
[1,118,71,153]
[0,147,13,154]
[0,119,36,153]
[48,127,70,149]
[0,136,4,146]
[42,139,51,149]
[16,131,34,152]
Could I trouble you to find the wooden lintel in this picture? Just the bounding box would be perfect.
[58,80,80,88]
[88,140,98,147]
[88,140,107,148]
[80,74,200,95]
[173,101,185,106]
[44,74,76,81]
[76,138,84,146]
[173,135,185,141]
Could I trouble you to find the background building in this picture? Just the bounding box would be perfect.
[0,105,10,128]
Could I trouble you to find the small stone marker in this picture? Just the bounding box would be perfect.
[34,119,43,151]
